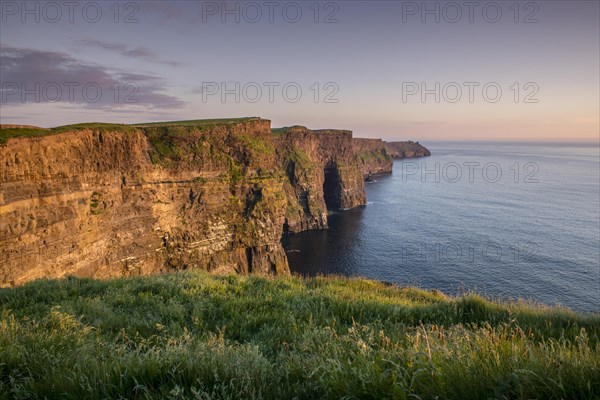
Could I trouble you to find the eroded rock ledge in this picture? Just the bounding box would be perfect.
[0,118,429,285]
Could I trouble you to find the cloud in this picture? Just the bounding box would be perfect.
[0,45,185,109]
[76,39,180,67]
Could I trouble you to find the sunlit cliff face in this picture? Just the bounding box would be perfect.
[0,119,419,285]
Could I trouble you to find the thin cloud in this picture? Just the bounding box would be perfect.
[1,45,185,109]
[76,39,180,67]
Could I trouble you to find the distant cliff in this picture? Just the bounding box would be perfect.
[0,119,405,285]
[384,141,431,159]
[352,138,394,177]
[276,126,371,233]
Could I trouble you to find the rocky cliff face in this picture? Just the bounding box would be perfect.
[384,141,431,159]
[353,138,394,177]
[0,119,393,285]
[0,119,292,285]
[275,127,368,234]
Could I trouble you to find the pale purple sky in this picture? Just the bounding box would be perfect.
[1,0,599,142]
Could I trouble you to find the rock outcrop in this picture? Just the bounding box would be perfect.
[352,138,394,178]
[0,119,292,285]
[275,126,369,235]
[0,119,397,285]
[384,141,431,159]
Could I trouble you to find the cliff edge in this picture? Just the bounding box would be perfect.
[0,119,399,285]
[384,141,431,159]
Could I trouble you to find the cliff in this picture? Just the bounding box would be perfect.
[352,138,394,177]
[0,119,292,285]
[384,141,431,159]
[0,119,391,285]
[275,126,370,234]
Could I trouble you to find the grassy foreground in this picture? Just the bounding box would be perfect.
[1,271,598,399]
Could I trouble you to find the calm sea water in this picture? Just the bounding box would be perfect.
[282,142,600,313]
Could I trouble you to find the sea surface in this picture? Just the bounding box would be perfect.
[282,142,600,313]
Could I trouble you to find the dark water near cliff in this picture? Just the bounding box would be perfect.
[282,142,600,313]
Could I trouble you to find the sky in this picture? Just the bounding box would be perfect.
[1,0,599,142]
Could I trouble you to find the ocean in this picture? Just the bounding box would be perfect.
[282,142,600,313]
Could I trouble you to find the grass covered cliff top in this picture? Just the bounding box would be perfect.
[1,271,598,399]
[132,117,259,128]
[0,123,134,144]
[0,118,260,144]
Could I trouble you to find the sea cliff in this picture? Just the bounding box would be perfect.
[384,140,431,159]
[0,119,429,285]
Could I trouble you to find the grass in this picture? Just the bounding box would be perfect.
[231,130,275,156]
[358,150,391,163]
[89,191,103,215]
[53,122,136,133]
[132,118,257,128]
[284,148,315,172]
[271,127,291,136]
[0,127,50,144]
[0,119,257,145]
[271,126,307,136]
[1,271,598,399]
[0,123,135,144]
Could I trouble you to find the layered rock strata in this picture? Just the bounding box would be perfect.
[0,119,403,285]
